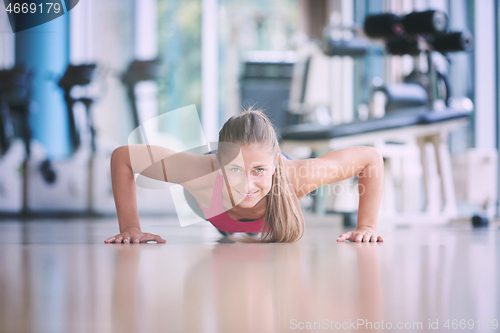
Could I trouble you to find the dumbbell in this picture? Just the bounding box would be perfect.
[386,38,420,55]
[430,32,473,53]
[472,215,488,228]
[364,10,448,38]
[402,10,448,34]
[364,13,403,38]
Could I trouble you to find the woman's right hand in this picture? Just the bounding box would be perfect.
[104,226,166,244]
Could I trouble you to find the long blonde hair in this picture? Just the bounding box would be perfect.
[217,108,305,243]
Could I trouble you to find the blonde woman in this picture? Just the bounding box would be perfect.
[105,109,384,243]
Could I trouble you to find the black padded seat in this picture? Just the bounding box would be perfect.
[279,108,470,141]
[418,109,470,123]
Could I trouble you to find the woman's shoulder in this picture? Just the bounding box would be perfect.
[281,158,311,200]
[181,156,219,191]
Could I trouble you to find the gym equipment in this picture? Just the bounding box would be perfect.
[280,109,470,223]
[451,148,497,228]
[402,10,448,35]
[0,65,33,213]
[27,64,98,213]
[322,35,371,57]
[121,59,163,130]
[385,38,420,55]
[279,109,469,141]
[240,52,299,130]
[58,64,97,154]
[372,84,429,114]
[342,211,357,228]
[121,58,179,215]
[472,215,488,228]
[430,32,473,53]
[363,10,473,111]
[278,10,474,224]
[318,10,471,122]
[364,10,448,38]
[363,13,403,38]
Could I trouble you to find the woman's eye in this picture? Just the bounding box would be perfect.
[255,168,265,174]
[230,168,240,173]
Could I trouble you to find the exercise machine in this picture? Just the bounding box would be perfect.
[364,10,473,115]
[121,58,178,215]
[0,65,32,213]
[27,64,98,213]
[279,10,474,225]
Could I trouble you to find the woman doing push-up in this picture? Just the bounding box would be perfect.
[105,108,384,243]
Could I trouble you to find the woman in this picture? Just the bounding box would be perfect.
[105,109,384,243]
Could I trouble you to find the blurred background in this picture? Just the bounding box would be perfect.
[0,0,498,227]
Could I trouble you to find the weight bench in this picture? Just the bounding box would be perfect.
[278,108,471,223]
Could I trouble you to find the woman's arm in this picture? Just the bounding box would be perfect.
[285,146,384,242]
[105,146,166,244]
[342,147,384,242]
[104,144,217,243]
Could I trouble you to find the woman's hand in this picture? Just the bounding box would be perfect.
[104,226,166,244]
[337,226,384,242]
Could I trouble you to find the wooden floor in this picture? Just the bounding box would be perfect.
[0,216,498,333]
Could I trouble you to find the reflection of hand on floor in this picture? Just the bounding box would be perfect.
[337,226,384,242]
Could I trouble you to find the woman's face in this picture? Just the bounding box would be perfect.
[220,144,277,209]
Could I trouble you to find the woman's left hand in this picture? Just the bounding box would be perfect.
[337,226,384,242]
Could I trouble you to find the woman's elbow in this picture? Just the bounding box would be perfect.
[111,146,130,169]
[370,147,383,166]
[360,147,383,179]
[365,147,384,178]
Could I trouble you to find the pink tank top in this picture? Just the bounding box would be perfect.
[198,173,265,233]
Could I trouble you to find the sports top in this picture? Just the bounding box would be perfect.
[197,172,266,233]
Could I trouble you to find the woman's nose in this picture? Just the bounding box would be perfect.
[243,173,257,191]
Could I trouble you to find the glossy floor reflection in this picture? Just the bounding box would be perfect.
[0,217,498,333]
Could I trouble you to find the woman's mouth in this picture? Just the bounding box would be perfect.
[235,189,259,198]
